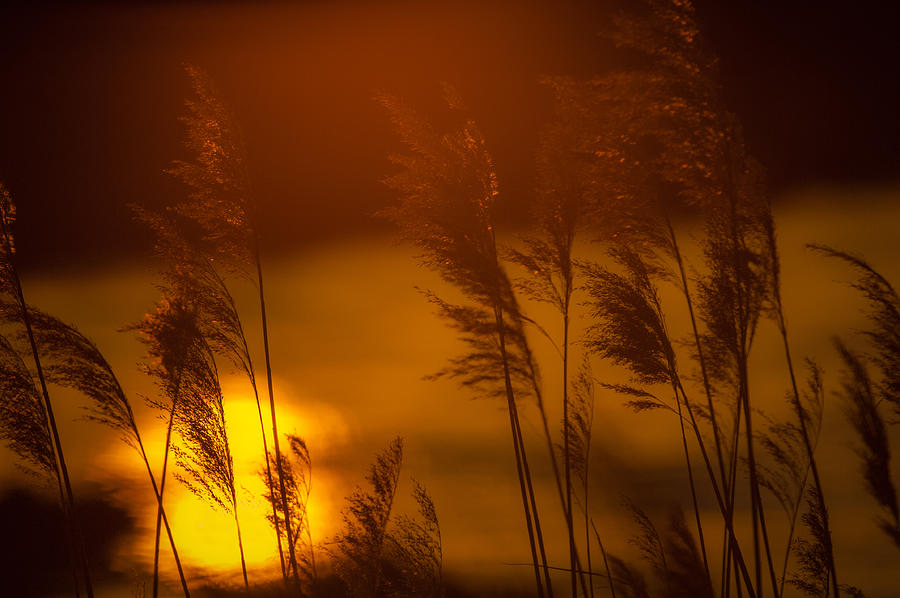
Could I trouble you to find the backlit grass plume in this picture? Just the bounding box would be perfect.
[379,87,552,597]
[388,479,444,598]
[167,66,299,581]
[834,340,900,552]
[812,246,900,553]
[335,436,404,598]
[611,503,714,598]
[0,182,94,598]
[505,78,601,597]
[135,206,291,581]
[755,362,833,596]
[0,333,55,478]
[165,307,250,587]
[582,246,712,581]
[811,245,900,419]
[260,433,317,583]
[19,306,192,597]
[168,67,253,270]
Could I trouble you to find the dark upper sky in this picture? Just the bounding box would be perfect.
[1,0,898,270]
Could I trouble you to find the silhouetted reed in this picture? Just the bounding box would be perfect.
[0,332,55,478]
[811,245,900,554]
[129,293,203,598]
[163,304,249,587]
[379,87,552,597]
[608,504,713,598]
[135,205,291,584]
[334,437,404,598]
[762,218,839,597]
[167,65,298,580]
[388,479,444,598]
[564,359,596,598]
[834,342,899,551]
[23,305,191,598]
[0,183,94,598]
[260,433,317,584]
[334,437,444,598]
[588,2,799,595]
[754,363,834,596]
[580,245,714,590]
[506,78,601,597]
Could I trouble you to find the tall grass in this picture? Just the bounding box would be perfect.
[506,78,600,598]
[379,87,553,597]
[129,293,202,597]
[334,437,403,598]
[813,245,900,553]
[260,434,317,583]
[163,66,299,582]
[25,306,191,598]
[0,183,94,598]
[164,302,250,587]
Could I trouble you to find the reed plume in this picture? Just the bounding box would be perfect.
[134,205,290,582]
[129,292,202,598]
[811,245,900,552]
[0,332,56,478]
[810,245,900,419]
[834,340,900,552]
[0,182,94,598]
[564,359,596,598]
[755,362,834,596]
[260,433,317,582]
[164,305,250,587]
[611,503,713,598]
[581,245,713,590]
[16,305,192,597]
[167,65,298,580]
[388,479,444,598]
[506,78,600,597]
[379,87,552,597]
[335,436,404,598]
[587,3,782,592]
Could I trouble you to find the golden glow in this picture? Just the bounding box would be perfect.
[127,380,348,583]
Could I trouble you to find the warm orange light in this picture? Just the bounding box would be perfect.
[126,383,340,586]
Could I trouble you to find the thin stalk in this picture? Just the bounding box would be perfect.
[135,433,190,598]
[739,351,780,597]
[664,215,735,598]
[754,476,780,597]
[675,379,758,598]
[562,310,578,598]
[233,492,250,588]
[513,382,555,598]
[495,303,546,598]
[53,454,82,598]
[590,519,616,598]
[722,152,779,597]
[254,240,301,583]
[773,298,839,597]
[527,340,590,597]
[671,382,712,584]
[724,402,744,598]
[152,367,184,598]
[215,264,288,581]
[584,414,594,598]
[664,215,728,489]
[247,369,287,580]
